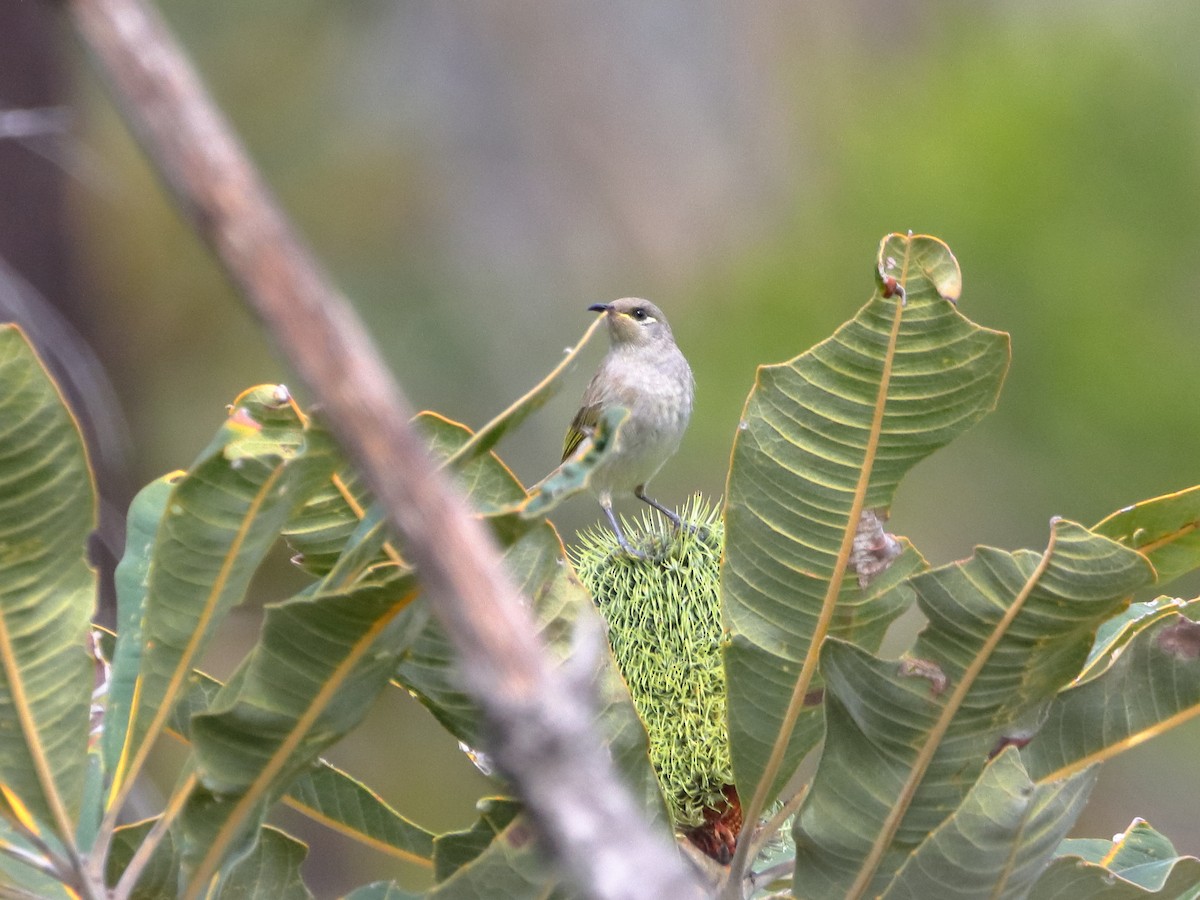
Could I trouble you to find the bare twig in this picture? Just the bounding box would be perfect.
[63,0,704,897]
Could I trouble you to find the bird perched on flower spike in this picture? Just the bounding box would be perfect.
[561,298,694,558]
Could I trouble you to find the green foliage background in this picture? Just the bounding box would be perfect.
[60,2,1200,893]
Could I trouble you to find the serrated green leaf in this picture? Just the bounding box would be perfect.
[1029,860,1200,899]
[392,615,476,743]
[318,507,399,592]
[722,233,1010,813]
[880,750,1097,900]
[831,537,927,649]
[433,797,521,882]
[724,537,929,811]
[792,520,1152,898]
[108,389,335,812]
[1077,597,1196,682]
[427,816,571,900]
[213,825,313,900]
[290,400,558,583]
[179,571,426,891]
[1024,611,1200,783]
[160,663,435,868]
[282,463,377,577]
[107,817,180,899]
[0,325,96,840]
[1029,820,1200,899]
[420,413,528,514]
[1098,820,1187,877]
[285,761,435,866]
[117,816,314,899]
[390,413,536,747]
[281,410,534,581]
[1094,486,1200,588]
[164,663,223,738]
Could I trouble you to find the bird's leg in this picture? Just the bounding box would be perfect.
[602,498,647,560]
[635,485,711,541]
[634,485,684,529]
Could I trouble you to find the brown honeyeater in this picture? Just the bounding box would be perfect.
[562,298,694,558]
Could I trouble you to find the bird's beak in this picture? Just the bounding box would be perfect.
[587,303,613,314]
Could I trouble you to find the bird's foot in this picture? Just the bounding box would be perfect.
[632,489,719,548]
[603,503,650,560]
[615,535,649,561]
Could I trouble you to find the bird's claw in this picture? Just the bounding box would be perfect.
[619,544,649,561]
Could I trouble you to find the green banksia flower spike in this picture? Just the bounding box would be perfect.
[572,496,738,859]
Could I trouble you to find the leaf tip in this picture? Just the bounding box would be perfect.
[876,232,962,303]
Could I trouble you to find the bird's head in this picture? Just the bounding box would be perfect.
[588,298,673,347]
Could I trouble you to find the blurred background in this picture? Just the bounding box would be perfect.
[3,0,1199,893]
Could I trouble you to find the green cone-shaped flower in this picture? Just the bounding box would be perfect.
[572,496,731,831]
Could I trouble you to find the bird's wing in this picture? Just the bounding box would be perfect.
[562,401,602,462]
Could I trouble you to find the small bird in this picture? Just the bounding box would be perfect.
[562,298,694,558]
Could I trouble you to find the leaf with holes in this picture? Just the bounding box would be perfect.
[791,520,1151,898]
[213,825,313,899]
[721,234,1011,823]
[428,810,572,900]
[1023,610,1200,783]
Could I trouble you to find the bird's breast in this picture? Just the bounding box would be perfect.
[586,344,693,493]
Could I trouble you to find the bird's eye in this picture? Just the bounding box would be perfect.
[632,308,647,321]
